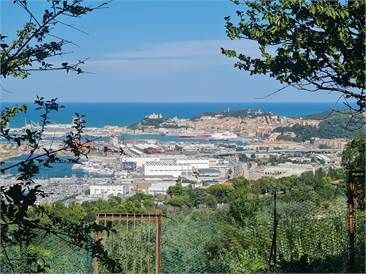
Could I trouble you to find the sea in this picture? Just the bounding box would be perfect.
[0,102,338,178]
[0,102,337,128]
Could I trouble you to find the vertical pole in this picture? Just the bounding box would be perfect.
[133,213,136,273]
[103,214,107,273]
[347,171,356,273]
[273,191,277,273]
[119,214,122,268]
[125,213,129,273]
[155,214,162,273]
[111,214,114,260]
[140,214,143,273]
[92,214,99,274]
[147,213,151,273]
[268,191,278,273]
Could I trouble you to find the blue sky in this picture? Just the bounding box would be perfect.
[1,0,340,102]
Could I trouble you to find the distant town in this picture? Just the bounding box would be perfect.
[0,108,355,204]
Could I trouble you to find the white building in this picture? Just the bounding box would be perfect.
[145,113,163,119]
[90,184,131,198]
[122,157,160,168]
[314,154,331,164]
[143,159,210,177]
[175,159,210,168]
[258,163,315,179]
[148,181,176,195]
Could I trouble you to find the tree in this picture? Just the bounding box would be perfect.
[0,1,121,272]
[341,134,365,272]
[342,134,365,209]
[1,0,108,78]
[167,182,186,197]
[127,192,155,209]
[207,184,233,204]
[189,188,208,208]
[222,0,365,111]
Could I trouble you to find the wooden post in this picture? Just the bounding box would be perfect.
[273,191,277,272]
[155,214,162,273]
[347,171,356,273]
[268,191,278,273]
[125,213,129,273]
[92,214,100,274]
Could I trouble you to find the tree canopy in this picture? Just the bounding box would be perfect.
[0,1,117,272]
[222,0,365,111]
[0,0,108,79]
[342,134,365,210]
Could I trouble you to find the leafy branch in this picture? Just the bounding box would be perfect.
[222,0,365,111]
[0,0,110,78]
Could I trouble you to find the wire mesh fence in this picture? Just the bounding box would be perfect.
[0,232,93,273]
[94,213,161,274]
[1,206,365,273]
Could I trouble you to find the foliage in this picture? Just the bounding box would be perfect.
[342,134,366,210]
[0,98,124,272]
[193,108,273,119]
[0,0,109,78]
[129,117,186,130]
[1,165,364,273]
[206,183,233,204]
[222,0,365,111]
[274,111,363,141]
[0,1,116,272]
[162,209,220,273]
[166,183,219,209]
[276,134,295,142]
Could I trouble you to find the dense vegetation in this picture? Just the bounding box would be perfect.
[275,111,363,141]
[129,118,168,129]
[129,117,186,130]
[222,0,365,111]
[0,1,120,273]
[2,0,365,273]
[192,109,274,120]
[1,167,364,273]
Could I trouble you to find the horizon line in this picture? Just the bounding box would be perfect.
[1,101,340,104]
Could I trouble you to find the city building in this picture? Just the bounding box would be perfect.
[143,159,210,177]
[90,184,131,198]
[145,113,163,119]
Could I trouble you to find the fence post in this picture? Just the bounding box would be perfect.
[268,191,278,273]
[92,214,100,274]
[347,171,356,273]
[155,214,162,273]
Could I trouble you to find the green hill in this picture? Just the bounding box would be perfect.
[275,110,364,141]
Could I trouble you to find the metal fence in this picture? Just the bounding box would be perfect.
[93,212,162,274]
[1,207,365,273]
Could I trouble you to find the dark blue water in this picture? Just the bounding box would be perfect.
[2,155,106,178]
[1,155,77,178]
[1,102,336,128]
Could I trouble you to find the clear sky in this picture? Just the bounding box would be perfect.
[1,0,340,103]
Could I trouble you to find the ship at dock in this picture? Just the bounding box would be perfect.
[209,132,238,140]
[177,131,238,140]
[178,134,212,139]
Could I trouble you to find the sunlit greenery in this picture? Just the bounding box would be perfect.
[2,163,364,273]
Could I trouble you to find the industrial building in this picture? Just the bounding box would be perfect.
[90,184,131,198]
[143,159,210,177]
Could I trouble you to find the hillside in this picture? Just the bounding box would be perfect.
[2,169,364,273]
[275,111,363,141]
[192,109,274,120]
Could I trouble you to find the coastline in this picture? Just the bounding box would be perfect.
[1,102,339,128]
